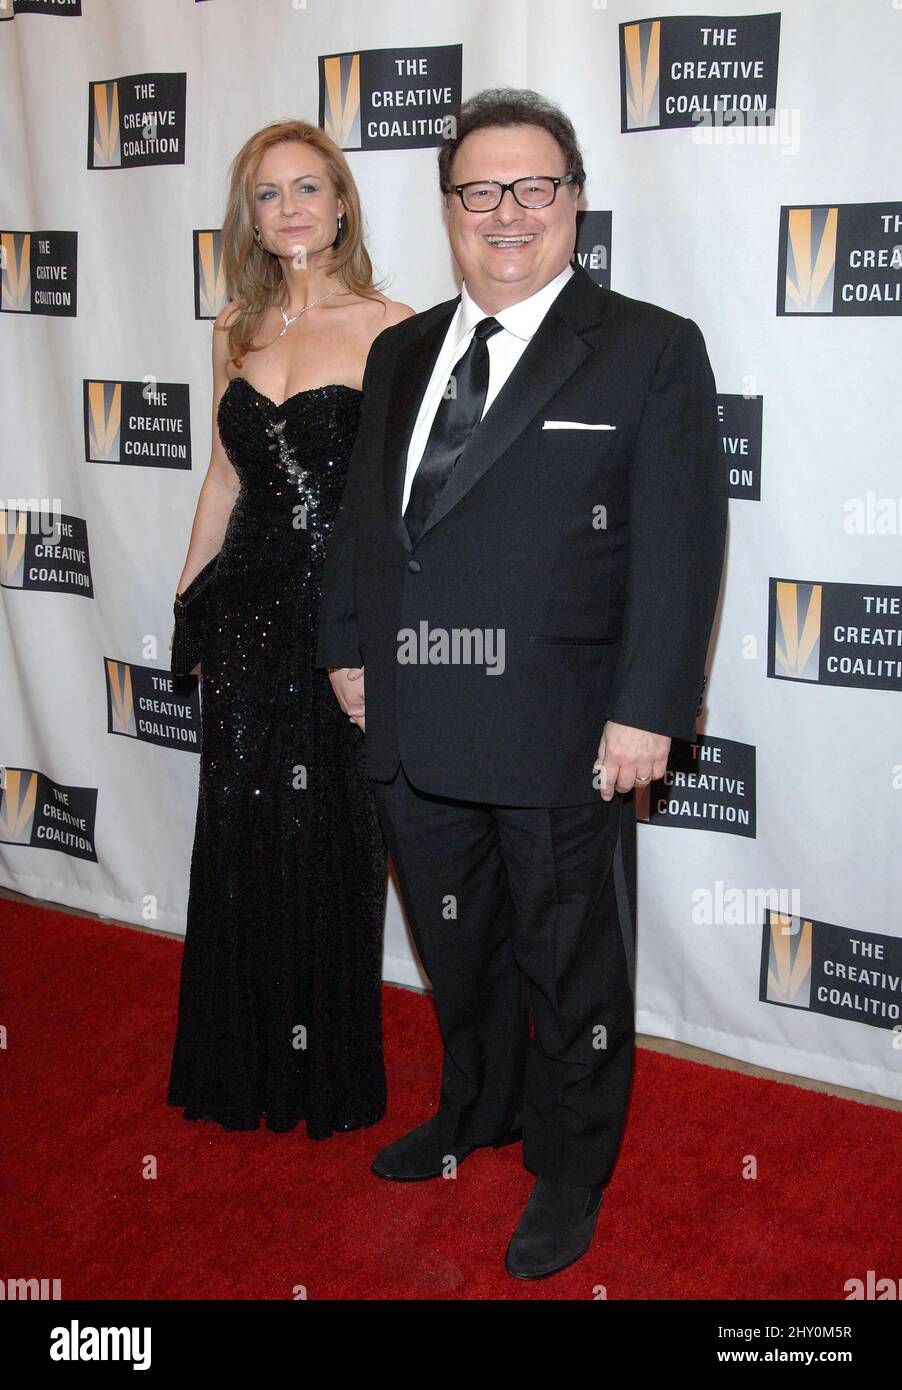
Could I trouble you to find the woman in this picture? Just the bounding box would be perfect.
[167,119,414,1138]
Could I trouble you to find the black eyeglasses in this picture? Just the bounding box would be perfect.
[449,174,576,212]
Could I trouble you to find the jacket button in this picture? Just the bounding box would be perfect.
[407,559,421,573]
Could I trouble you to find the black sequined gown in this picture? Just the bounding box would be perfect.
[167,378,387,1139]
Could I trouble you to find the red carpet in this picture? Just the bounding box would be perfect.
[2,896,899,1300]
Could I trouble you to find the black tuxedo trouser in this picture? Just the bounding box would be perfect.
[371,761,638,1188]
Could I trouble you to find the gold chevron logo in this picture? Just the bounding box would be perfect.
[87,381,121,461]
[767,913,813,1005]
[623,21,660,129]
[106,659,137,736]
[774,581,822,681]
[322,53,361,148]
[0,769,38,843]
[196,230,228,318]
[92,81,121,167]
[1,231,31,312]
[0,509,28,587]
[785,207,837,313]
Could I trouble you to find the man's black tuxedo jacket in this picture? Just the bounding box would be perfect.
[315,264,727,807]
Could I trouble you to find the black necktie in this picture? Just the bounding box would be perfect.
[404,315,503,545]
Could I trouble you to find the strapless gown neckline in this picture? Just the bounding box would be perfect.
[224,376,363,413]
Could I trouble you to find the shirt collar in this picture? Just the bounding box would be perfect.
[455,262,575,348]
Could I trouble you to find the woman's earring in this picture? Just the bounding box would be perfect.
[334,212,344,248]
[254,224,262,245]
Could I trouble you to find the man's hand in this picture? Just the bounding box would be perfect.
[593,720,670,801]
[328,666,366,732]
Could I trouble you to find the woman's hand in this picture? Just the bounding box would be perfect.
[328,666,365,731]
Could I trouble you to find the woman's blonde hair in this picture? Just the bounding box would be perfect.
[220,119,382,365]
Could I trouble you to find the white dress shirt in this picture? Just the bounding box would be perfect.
[402,262,575,513]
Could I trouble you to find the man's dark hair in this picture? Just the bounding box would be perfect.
[437,88,586,196]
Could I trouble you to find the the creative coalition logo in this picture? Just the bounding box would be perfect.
[194,230,228,320]
[319,45,462,151]
[620,12,780,133]
[0,0,81,18]
[718,393,762,501]
[777,202,902,316]
[573,212,612,290]
[768,579,902,692]
[84,380,191,469]
[105,659,200,752]
[0,231,77,316]
[0,507,93,595]
[636,734,756,838]
[761,911,902,1031]
[88,72,186,169]
[0,768,97,862]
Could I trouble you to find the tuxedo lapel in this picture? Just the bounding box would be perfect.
[383,299,459,553]
[383,266,610,550]
[417,310,592,544]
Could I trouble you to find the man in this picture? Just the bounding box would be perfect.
[315,88,727,1280]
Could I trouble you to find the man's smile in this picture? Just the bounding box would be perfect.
[483,232,540,247]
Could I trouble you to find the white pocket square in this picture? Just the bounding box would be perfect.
[542,420,617,430]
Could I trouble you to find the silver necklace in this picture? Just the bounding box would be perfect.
[279,288,339,335]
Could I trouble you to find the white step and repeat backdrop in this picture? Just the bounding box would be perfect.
[1,0,900,1100]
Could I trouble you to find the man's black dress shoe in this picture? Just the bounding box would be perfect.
[371,1114,522,1181]
[504,1175,605,1279]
